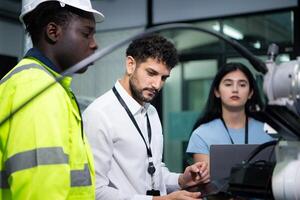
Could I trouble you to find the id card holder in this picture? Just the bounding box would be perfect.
[146,189,160,196]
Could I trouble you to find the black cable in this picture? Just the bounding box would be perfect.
[0,23,266,128]
[243,140,278,165]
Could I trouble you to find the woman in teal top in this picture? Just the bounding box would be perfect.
[186,62,274,173]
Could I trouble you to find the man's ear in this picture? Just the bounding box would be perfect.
[45,22,62,44]
[126,56,136,76]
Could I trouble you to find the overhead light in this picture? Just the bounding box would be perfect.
[212,23,221,31]
[279,55,290,62]
[212,23,244,40]
[253,41,261,49]
[223,25,244,40]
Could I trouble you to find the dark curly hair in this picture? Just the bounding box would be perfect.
[23,1,94,45]
[192,62,264,131]
[126,34,178,69]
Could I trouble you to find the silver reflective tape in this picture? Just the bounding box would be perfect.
[70,164,92,187]
[1,147,69,189]
[0,64,53,85]
[0,171,9,188]
[5,147,69,175]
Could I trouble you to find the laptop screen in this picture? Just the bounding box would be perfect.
[209,144,275,181]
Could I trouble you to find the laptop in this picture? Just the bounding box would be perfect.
[209,144,275,181]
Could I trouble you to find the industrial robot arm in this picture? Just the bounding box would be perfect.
[228,43,300,200]
[261,43,300,200]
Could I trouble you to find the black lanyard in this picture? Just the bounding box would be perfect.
[112,86,156,175]
[220,117,248,144]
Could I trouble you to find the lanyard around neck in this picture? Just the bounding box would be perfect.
[220,117,248,144]
[112,86,156,175]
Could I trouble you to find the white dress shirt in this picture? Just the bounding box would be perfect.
[83,81,180,200]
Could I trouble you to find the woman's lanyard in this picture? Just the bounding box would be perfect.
[220,117,249,144]
[112,87,156,176]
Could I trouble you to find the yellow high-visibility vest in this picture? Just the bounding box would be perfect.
[0,57,95,200]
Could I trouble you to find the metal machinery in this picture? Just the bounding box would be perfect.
[261,44,300,200]
[227,43,300,200]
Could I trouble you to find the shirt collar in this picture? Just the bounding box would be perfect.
[24,48,72,88]
[114,80,150,116]
[24,47,61,73]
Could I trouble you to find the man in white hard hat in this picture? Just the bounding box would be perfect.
[0,1,104,199]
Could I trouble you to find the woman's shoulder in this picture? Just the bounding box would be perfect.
[203,118,221,126]
[192,118,221,134]
[249,117,265,127]
[249,117,273,134]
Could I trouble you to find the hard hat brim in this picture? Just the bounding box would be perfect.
[84,8,105,23]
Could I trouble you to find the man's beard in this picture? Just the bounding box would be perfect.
[129,78,158,103]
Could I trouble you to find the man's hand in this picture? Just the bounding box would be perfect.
[153,190,202,200]
[178,161,210,189]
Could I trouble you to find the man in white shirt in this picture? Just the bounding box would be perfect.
[83,34,209,200]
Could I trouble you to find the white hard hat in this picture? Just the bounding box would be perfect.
[20,0,104,24]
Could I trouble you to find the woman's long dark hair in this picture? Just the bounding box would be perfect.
[192,62,264,131]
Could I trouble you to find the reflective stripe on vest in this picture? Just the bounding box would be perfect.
[0,171,9,189]
[0,147,68,188]
[0,147,92,188]
[0,64,54,85]
[70,164,92,187]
